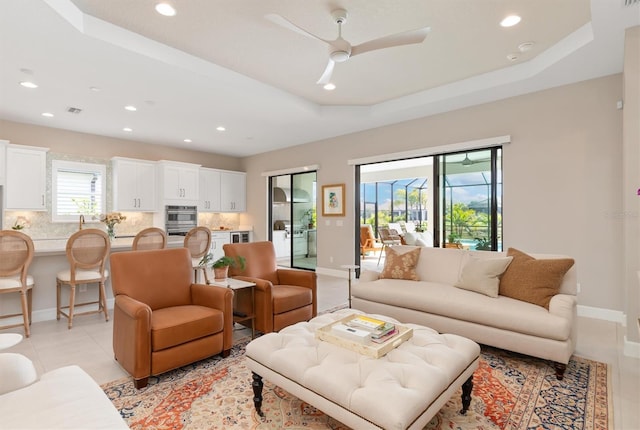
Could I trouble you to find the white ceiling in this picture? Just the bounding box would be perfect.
[0,0,637,157]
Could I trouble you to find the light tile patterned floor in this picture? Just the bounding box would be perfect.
[2,272,639,429]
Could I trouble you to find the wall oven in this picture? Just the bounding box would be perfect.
[165,205,197,236]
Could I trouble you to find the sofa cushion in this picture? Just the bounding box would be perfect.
[151,305,224,350]
[414,246,468,284]
[499,248,575,309]
[380,246,421,280]
[455,256,513,298]
[351,279,573,341]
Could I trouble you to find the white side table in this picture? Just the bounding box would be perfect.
[0,333,23,350]
[340,264,359,308]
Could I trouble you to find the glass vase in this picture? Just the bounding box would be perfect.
[107,225,115,241]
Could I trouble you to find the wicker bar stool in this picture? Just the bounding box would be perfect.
[56,228,110,329]
[184,226,211,284]
[132,227,167,251]
[0,230,35,337]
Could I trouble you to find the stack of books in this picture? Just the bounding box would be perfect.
[329,315,398,344]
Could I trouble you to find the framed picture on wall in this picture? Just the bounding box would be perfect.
[322,183,345,217]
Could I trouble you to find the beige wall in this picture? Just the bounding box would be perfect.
[242,74,625,313]
[623,26,640,342]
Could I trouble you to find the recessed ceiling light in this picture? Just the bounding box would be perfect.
[41,112,54,117]
[507,53,519,62]
[216,126,226,132]
[123,127,133,132]
[183,138,192,143]
[518,41,535,52]
[155,2,176,16]
[89,86,101,92]
[500,15,521,27]
[20,81,38,89]
[323,83,336,91]
[124,105,137,111]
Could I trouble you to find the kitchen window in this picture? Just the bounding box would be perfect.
[52,160,106,222]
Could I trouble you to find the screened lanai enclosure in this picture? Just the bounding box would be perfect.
[357,148,502,253]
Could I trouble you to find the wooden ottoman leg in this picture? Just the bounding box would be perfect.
[460,375,473,415]
[554,362,567,380]
[252,372,264,417]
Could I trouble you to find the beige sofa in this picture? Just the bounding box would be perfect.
[352,246,577,379]
[0,352,128,429]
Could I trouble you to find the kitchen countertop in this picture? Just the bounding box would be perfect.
[33,236,185,256]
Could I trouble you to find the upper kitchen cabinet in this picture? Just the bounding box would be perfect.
[220,170,246,212]
[157,160,200,206]
[112,157,157,211]
[6,144,48,210]
[199,168,221,212]
[0,140,7,186]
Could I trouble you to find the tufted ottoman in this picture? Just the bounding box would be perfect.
[245,309,480,430]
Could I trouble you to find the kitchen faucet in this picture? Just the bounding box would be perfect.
[79,214,85,230]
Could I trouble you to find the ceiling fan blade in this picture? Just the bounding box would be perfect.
[265,13,329,44]
[316,59,335,85]
[351,26,430,57]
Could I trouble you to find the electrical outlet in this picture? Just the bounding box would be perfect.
[576,283,581,294]
[79,284,87,293]
[329,256,334,263]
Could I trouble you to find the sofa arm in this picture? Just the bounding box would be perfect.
[359,270,381,282]
[191,283,234,351]
[548,294,577,320]
[277,269,317,289]
[113,295,152,381]
[0,353,37,395]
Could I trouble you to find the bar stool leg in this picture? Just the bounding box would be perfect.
[68,284,76,329]
[19,290,30,337]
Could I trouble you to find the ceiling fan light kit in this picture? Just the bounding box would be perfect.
[268,8,430,86]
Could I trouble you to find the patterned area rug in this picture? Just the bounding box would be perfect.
[102,343,611,430]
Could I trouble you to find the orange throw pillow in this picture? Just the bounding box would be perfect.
[499,248,574,309]
[380,247,421,280]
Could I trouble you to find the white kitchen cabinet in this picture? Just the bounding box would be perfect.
[6,144,48,210]
[157,161,200,205]
[210,231,230,261]
[199,168,221,212]
[272,230,290,259]
[220,170,246,212]
[112,157,157,211]
[0,140,7,186]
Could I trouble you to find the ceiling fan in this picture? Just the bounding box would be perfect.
[266,9,430,85]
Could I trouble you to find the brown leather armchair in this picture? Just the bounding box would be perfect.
[223,241,317,333]
[109,247,233,389]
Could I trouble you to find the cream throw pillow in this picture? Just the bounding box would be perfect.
[455,256,513,298]
[380,246,421,280]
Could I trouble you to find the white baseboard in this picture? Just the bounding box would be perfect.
[577,305,626,324]
[315,267,349,279]
[10,298,117,325]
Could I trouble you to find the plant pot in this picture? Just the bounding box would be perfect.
[213,266,229,280]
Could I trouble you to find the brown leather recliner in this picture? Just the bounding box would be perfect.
[223,241,317,333]
[109,247,233,389]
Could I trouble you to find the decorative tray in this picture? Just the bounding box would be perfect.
[315,313,413,358]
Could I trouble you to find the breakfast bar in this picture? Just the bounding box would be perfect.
[1,236,186,326]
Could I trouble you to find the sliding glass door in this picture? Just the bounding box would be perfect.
[438,148,502,250]
[269,171,317,270]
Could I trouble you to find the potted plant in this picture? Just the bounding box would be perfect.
[211,255,246,280]
[445,233,462,249]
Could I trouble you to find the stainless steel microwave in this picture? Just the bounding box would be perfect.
[165,205,197,236]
